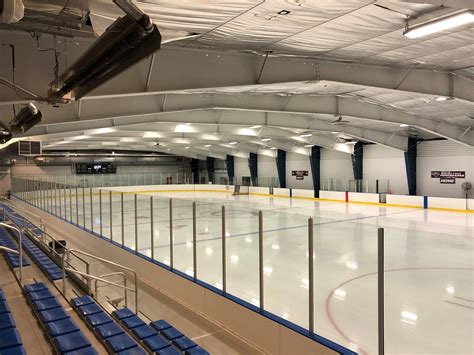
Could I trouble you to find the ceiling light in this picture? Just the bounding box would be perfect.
[345,141,357,145]
[261,138,271,141]
[204,144,211,147]
[278,10,291,15]
[434,96,448,101]
[331,131,338,134]
[304,144,314,148]
[270,147,277,150]
[184,146,190,149]
[249,125,262,129]
[400,124,409,128]
[229,141,238,145]
[166,148,171,151]
[299,133,312,138]
[403,10,474,39]
[185,123,191,126]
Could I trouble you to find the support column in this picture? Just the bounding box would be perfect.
[276,149,286,188]
[191,158,200,184]
[249,152,258,186]
[206,157,215,184]
[352,142,363,192]
[225,155,235,185]
[310,146,321,198]
[404,137,417,196]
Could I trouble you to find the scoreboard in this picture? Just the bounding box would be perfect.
[74,163,117,174]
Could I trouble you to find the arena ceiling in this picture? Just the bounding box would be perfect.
[0,0,473,159]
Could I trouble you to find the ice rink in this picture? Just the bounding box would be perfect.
[35,187,473,355]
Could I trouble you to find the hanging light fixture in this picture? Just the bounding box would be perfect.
[404,10,474,39]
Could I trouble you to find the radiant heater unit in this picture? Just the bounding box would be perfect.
[9,103,42,134]
[48,1,162,102]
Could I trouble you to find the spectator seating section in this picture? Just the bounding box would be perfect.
[0,228,30,269]
[1,205,63,281]
[0,289,27,354]
[71,295,146,354]
[112,307,209,355]
[24,282,98,355]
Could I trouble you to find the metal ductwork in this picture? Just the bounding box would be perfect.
[48,1,162,102]
[0,0,24,23]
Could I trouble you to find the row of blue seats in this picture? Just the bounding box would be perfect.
[11,232,63,281]
[0,289,27,354]
[71,295,147,354]
[0,228,30,269]
[24,282,98,355]
[112,308,209,355]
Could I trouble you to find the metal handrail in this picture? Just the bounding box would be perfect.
[0,222,23,283]
[63,249,139,313]
[94,272,128,308]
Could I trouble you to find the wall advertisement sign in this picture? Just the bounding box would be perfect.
[431,171,465,184]
[292,170,309,180]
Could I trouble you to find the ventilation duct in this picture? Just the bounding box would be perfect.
[48,2,162,102]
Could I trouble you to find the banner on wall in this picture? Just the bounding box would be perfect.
[292,170,308,180]
[431,171,465,178]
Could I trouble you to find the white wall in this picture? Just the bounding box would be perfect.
[257,154,278,179]
[363,145,408,195]
[286,153,313,189]
[234,157,249,178]
[320,149,353,183]
[417,140,474,198]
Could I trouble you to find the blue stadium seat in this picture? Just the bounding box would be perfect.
[185,347,210,355]
[143,334,170,352]
[120,315,146,330]
[54,331,92,353]
[161,327,184,341]
[71,296,94,308]
[150,319,172,332]
[63,346,98,355]
[39,307,70,323]
[46,318,80,337]
[112,307,135,320]
[0,328,22,350]
[104,333,140,353]
[0,289,5,300]
[24,282,47,293]
[28,289,54,301]
[76,303,103,317]
[33,297,62,311]
[95,322,125,339]
[85,312,114,327]
[131,324,156,340]
[173,336,198,351]
[0,313,15,330]
[0,345,27,355]
[116,347,147,355]
[0,301,11,314]
[157,346,182,355]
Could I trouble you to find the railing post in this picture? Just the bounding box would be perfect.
[378,227,385,355]
[259,210,264,311]
[90,188,93,232]
[82,187,85,227]
[308,217,314,333]
[192,201,197,280]
[86,262,91,295]
[55,182,58,216]
[121,193,124,247]
[76,187,79,224]
[150,196,154,260]
[222,205,226,293]
[63,184,67,219]
[69,188,72,222]
[110,190,113,241]
[134,194,138,253]
[62,252,66,294]
[169,198,173,269]
[99,189,103,236]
